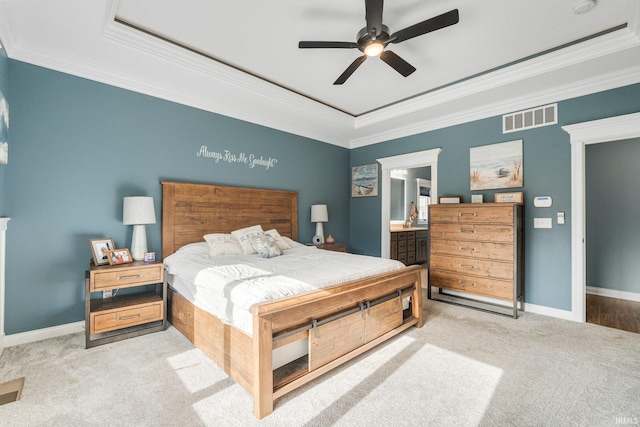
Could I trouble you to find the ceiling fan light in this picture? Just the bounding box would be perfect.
[364,41,384,57]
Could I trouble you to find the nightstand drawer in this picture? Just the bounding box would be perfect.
[90,264,163,291]
[90,301,163,334]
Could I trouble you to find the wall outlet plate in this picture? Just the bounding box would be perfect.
[534,218,552,228]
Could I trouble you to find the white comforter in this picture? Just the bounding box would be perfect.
[163,242,405,335]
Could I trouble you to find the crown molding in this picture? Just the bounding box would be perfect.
[349,64,640,148]
[355,25,640,131]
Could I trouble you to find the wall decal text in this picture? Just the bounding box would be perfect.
[196,145,278,170]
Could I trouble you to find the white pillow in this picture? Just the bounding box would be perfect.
[279,236,305,248]
[250,233,283,259]
[231,225,264,255]
[264,229,292,250]
[203,233,243,257]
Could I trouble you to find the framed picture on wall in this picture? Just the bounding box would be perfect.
[89,238,116,266]
[351,164,379,197]
[470,139,523,191]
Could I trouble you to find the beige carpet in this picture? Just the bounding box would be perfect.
[1,299,639,426]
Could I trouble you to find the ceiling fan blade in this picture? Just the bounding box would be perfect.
[390,9,459,44]
[299,41,359,49]
[334,55,367,85]
[365,0,384,38]
[379,50,416,77]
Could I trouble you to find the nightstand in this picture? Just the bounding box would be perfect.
[85,260,167,348]
[317,243,347,252]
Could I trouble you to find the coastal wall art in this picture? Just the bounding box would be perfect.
[351,164,378,197]
[470,140,523,191]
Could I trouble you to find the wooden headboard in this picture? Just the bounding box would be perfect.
[161,181,298,258]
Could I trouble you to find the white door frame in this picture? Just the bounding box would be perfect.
[562,112,640,322]
[377,148,442,258]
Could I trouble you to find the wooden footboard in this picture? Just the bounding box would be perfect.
[168,264,423,419]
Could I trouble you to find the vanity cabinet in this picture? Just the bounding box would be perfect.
[391,229,428,266]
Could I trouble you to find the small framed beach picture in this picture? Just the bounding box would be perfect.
[352,164,378,197]
[89,238,116,266]
[107,248,133,266]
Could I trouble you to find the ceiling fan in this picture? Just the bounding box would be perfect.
[299,1,459,85]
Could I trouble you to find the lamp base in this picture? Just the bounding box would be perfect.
[315,222,325,244]
[130,224,148,261]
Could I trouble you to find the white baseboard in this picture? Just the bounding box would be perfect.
[586,286,640,302]
[523,302,574,321]
[4,321,84,348]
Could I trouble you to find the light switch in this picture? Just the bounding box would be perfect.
[557,212,565,224]
[534,218,552,228]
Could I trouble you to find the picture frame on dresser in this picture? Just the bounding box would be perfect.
[438,196,461,204]
[89,238,115,266]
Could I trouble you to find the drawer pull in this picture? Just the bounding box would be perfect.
[458,280,477,287]
[459,212,478,217]
[116,313,142,321]
[459,228,475,234]
[116,274,143,280]
[460,264,476,270]
[460,246,476,251]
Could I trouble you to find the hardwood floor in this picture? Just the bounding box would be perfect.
[586,294,640,334]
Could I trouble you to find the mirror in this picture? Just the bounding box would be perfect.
[390,177,405,221]
[416,178,431,225]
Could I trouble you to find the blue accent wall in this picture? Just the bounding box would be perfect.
[5,60,349,334]
[349,84,640,311]
[4,55,640,334]
[586,137,640,293]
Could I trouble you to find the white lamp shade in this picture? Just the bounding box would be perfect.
[123,196,156,225]
[311,204,328,223]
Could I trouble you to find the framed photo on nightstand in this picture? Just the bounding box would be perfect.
[107,248,133,265]
[89,238,115,266]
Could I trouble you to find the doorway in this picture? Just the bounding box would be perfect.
[377,148,442,259]
[563,112,640,322]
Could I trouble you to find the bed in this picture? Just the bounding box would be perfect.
[161,181,423,418]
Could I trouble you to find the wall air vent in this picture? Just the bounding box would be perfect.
[503,103,557,133]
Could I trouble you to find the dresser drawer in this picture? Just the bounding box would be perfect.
[430,254,514,280]
[430,270,514,300]
[90,264,163,291]
[90,301,163,334]
[430,205,514,224]
[429,239,514,261]
[430,223,514,243]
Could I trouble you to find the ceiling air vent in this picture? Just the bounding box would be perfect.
[503,103,557,133]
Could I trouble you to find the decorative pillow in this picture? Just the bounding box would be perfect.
[231,225,265,254]
[250,233,283,259]
[203,233,243,257]
[264,229,291,250]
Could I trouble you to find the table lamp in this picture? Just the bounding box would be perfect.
[311,204,328,244]
[123,196,156,261]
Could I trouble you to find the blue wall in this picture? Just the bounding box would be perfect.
[4,60,349,334]
[4,56,640,333]
[349,84,640,312]
[586,137,640,293]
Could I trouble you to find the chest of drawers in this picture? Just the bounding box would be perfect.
[428,203,524,318]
